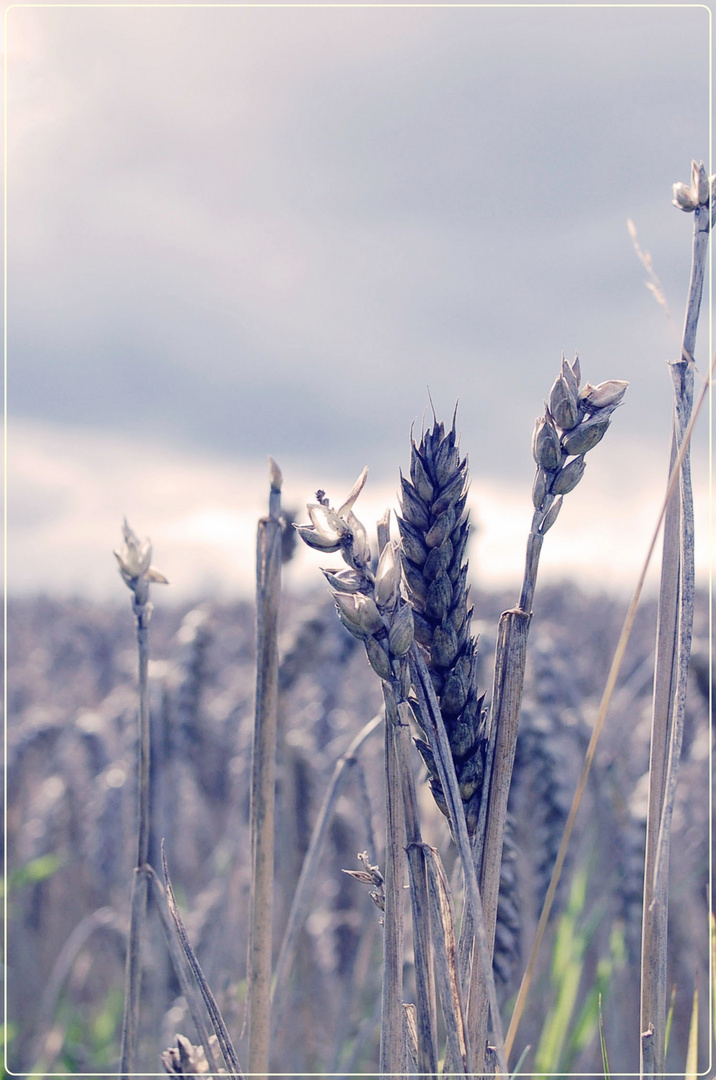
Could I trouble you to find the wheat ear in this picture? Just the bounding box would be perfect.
[397,410,488,838]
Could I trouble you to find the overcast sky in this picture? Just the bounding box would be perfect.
[5,3,712,602]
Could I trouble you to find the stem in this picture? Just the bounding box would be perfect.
[380,709,407,1078]
[465,493,551,1067]
[640,199,708,1079]
[162,846,244,1077]
[119,595,151,1078]
[147,866,222,1077]
[248,463,283,1080]
[385,686,438,1077]
[469,606,530,1071]
[409,646,507,1077]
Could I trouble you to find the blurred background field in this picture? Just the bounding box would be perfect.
[6,575,711,1075]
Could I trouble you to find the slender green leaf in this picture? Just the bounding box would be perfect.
[664,983,677,1057]
[684,981,698,1078]
[510,1042,531,1078]
[4,853,64,899]
[598,994,611,1080]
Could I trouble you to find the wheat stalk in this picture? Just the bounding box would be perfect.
[640,160,712,1079]
[114,520,168,1077]
[472,357,628,1068]
[247,458,283,1080]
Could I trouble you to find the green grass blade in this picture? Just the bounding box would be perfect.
[598,993,610,1080]
[664,983,677,1057]
[510,1042,531,1078]
[684,981,698,1078]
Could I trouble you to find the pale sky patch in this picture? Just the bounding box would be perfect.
[7,418,709,604]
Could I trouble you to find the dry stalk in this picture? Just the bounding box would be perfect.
[385,687,438,1076]
[161,844,243,1077]
[422,843,469,1073]
[147,866,222,1077]
[382,705,408,1079]
[505,352,716,1065]
[640,161,712,1079]
[247,458,283,1080]
[114,520,168,1077]
[409,644,506,1076]
[471,358,628,1067]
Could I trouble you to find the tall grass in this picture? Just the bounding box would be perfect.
[5,160,713,1078]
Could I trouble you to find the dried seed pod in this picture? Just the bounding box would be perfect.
[162,1035,212,1077]
[374,541,401,609]
[532,467,549,509]
[333,591,384,636]
[549,373,579,431]
[561,354,580,401]
[694,159,709,205]
[579,380,629,411]
[365,634,393,680]
[321,567,366,593]
[540,496,563,534]
[561,412,611,456]
[551,454,586,496]
[673,181,698,212]
[532,415,562,471]
[388,602,415,656]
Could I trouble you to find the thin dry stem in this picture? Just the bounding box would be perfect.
[505,352,715,1065]
[247,462,283,1080]
[381,711,408,1079]
[119,589,152,1077]
[409,646,508,1077]
[627,217,675,329]
[147,866,222,1077]
[162,845,243,1077]
[640,194,708,1079]
[386,689,438,1076]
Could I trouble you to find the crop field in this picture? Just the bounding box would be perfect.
[5,564,711,1075]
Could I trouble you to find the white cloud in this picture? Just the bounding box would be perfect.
[7,418,710,604]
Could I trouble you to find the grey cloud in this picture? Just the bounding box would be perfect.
[6,3,711,488]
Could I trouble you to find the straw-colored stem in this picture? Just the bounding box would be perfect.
[119,600,151,1077]
[469,606,530,1070]
[640,199,708,1079]
[380,709,407,1078]
[146,866,222,1076]
[162,846,244,1076]
[423,844,470,1074]
[409,645,507,1077]
[385,686,438,1076]
[467,504,547,1062]
[248,464,282,1080]
[271,710,383,1038]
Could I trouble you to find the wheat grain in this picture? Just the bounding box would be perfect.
[397,412,487,838]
